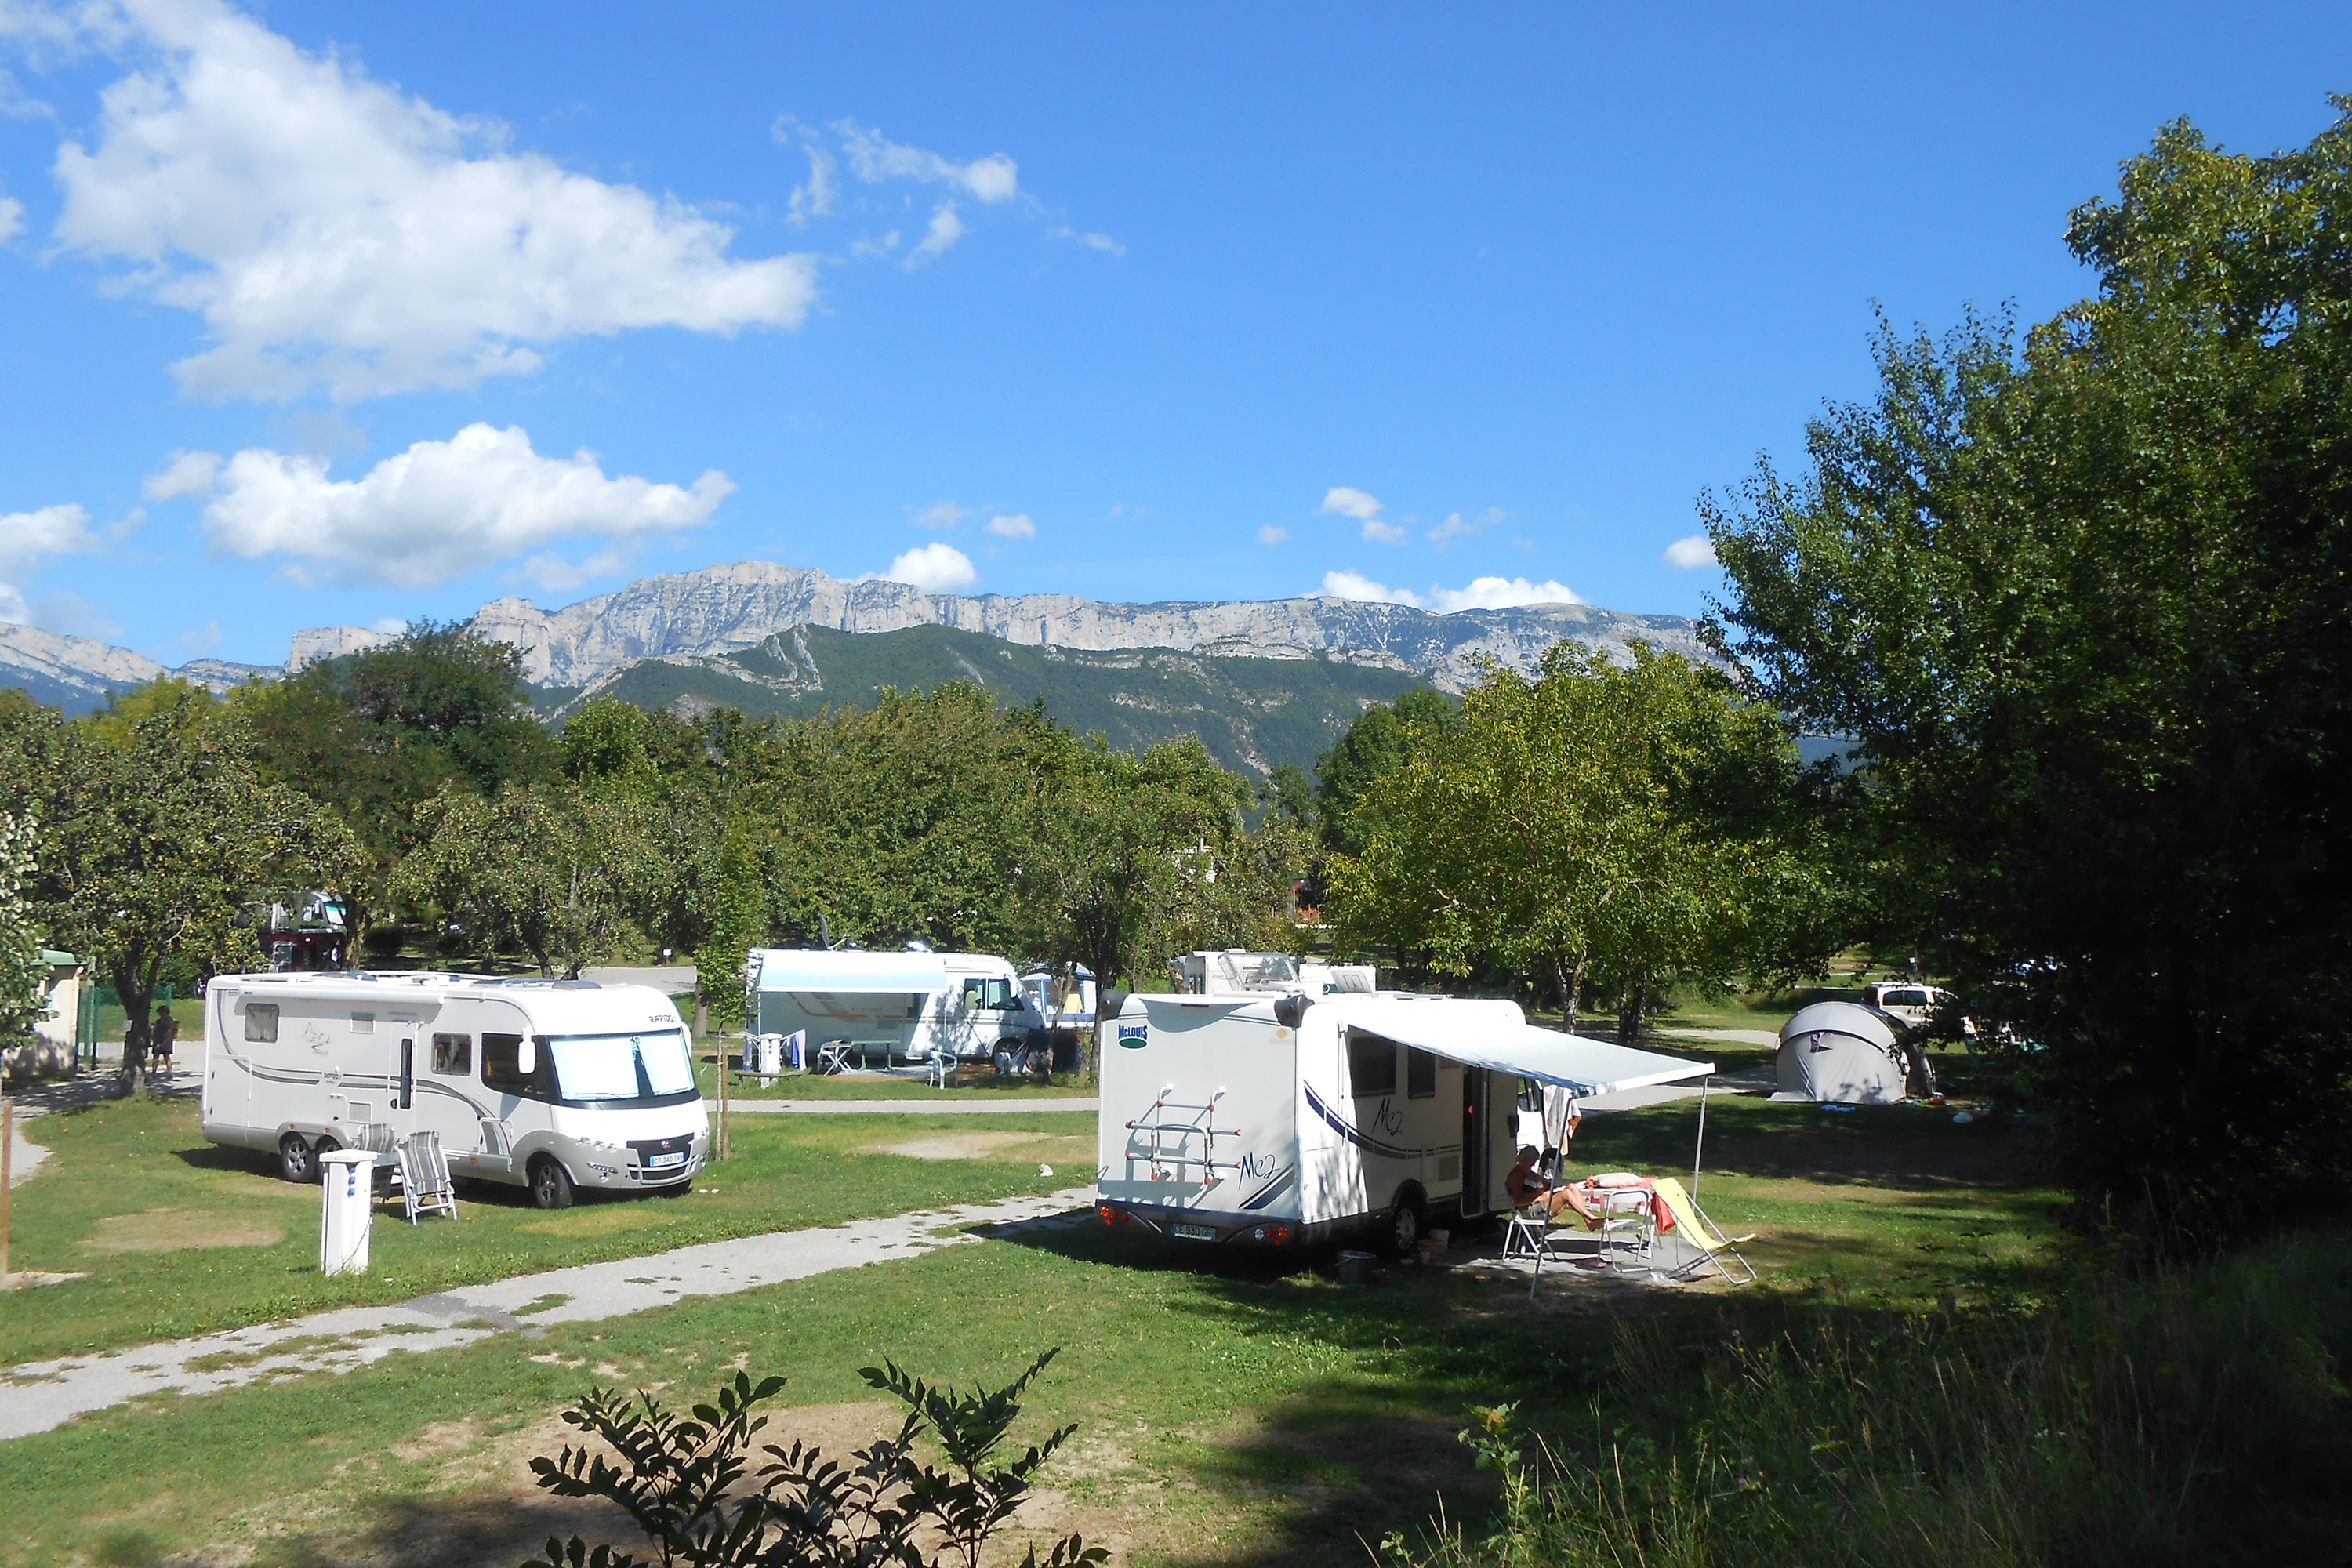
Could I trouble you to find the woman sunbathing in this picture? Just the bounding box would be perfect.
[1506,1142,1599,1225]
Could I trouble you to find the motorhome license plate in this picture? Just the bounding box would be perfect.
[1171,1223,1217,1241]
[648,1152,686,1168]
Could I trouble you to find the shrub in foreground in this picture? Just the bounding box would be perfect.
[522,1348,1106,1568]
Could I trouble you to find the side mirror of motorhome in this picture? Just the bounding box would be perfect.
[518,1037,537,1075]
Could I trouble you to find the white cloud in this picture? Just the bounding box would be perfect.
[881,541,976,592]
[0,501,96,624]
[907,202,965,267]
[1664,533,1718,569]
[368,615,407,636]
[1320,569,1421,607]
[1045,223,1124,256]
[1319,485,1407,543]
[986,513,1034,539]
[201,422,732,588]
[1319,486,1384,522]
[49,0,817,400]
[0,194,20,242]
[1319,569,1582,613]
[913,500,968,530]
[838,120,1018,203]
[142,448,222,499]
[849,229,900,259]
[1428,575,1583,612]
[1429,507,1504,546]
[787,147,835,225]
[176,618,220,655]
[1258,524,1287,546]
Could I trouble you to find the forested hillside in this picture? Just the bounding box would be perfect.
[561,623,1427,775]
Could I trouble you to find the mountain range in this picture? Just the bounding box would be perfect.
[1,560,1713,772]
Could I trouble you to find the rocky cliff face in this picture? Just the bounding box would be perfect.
[306,561,1714,692]
[5,559,1713,714]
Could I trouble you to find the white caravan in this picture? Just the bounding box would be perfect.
[1096,990,1712,1254]
[201,971,709,1209]
[746,949,1046,1069]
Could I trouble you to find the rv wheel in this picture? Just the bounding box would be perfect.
[529,1156,576,1210]
[278,1132,318,1184]
[1385,1194,1425,1258]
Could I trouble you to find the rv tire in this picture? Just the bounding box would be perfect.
[529,1156,576,1210]
[278,1132,318,1184]
[1385,1191,1426,1258]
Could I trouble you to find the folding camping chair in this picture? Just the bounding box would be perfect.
[1650,1175,1758,1285]
[1591,1180,1658,1272]
[814,1039,852,1076]
[396,1131,458,1224]
[1505,1196,1584,1298]
[926,1049,957,1088]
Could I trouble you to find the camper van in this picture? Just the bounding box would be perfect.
[200,971,709,1209]
[746,949,1046,1069]
[1096,991,1711,1254]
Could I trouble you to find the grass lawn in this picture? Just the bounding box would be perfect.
[695,1056,1094,1101]
[0,1080,2067,1568]
[0,1096,1091,1367]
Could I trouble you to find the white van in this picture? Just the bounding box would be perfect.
[201,971,709,1208]
[746,949,1046,1069]
[1096,990,1711,1254]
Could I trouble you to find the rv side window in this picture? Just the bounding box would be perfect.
[481,1033,545,1095]
[963,978,1014,1011]
[1406,1047,1437,1099]
[350,1011,374,1034]
[431,1033,472,1074]
[1348,1033,1397,1098]
[243,1003,278,1043]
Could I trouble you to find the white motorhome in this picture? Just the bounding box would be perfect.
[746,949,1046,1069]
[201,971,709,1209]
[1096,990,1712,1254]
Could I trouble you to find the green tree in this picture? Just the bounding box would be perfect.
[1329,645,1828,1035]
[1313,688,1461,856]
[1702,103,2352,1214]
[0,810,48,1054]
[33,693,347,1082]
[694,818,766,1033]
[398,781,663,978]
[239,622,558,951]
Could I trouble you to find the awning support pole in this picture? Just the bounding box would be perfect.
[1691,1077,1710,1203]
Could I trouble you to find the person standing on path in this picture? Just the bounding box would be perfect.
[151,1004,179,1081]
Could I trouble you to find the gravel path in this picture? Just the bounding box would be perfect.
[0,1185,1095,1443]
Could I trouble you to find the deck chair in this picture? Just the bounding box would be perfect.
[396,1131,458,1224]
[1649,1176,1757,1285]
[1504,1197,1589,1297]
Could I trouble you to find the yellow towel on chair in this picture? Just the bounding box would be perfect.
[1650,1177,1755,1251]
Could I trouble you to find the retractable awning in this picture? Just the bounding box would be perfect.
[1326,996,1713,1097]
[750,950,948,995]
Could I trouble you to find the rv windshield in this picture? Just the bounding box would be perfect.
[542,1029,696,1102]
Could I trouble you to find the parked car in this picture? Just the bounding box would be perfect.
[1862,982,1979,1042]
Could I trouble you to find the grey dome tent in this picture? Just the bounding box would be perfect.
[1773,1001,1934,1104]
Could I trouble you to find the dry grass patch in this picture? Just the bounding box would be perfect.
[866,1131,1094,1163]
[78,1208,285,1254]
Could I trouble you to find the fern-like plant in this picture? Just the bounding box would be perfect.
[522,1348,1107,1568]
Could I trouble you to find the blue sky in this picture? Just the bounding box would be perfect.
[2,1,2347,670]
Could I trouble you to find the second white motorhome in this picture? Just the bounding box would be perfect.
[201,971,710,1209]
[746,948,1047,1069]
[1096,990,1711,1254]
